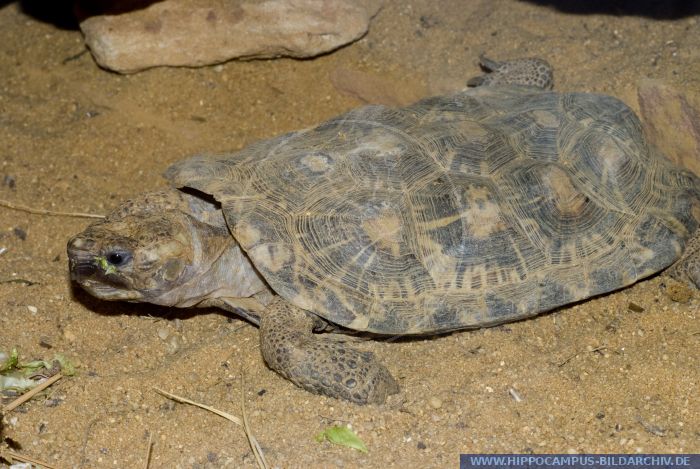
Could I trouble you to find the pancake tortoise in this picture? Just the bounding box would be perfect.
[68,57,700,404]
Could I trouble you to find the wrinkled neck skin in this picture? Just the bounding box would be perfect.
[68,189,273,316]
[153,223,270,309]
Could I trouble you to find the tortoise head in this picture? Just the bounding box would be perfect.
[67,190,265,308]
[68,209,204,305]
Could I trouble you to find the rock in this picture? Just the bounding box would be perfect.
[78,0,383,74]
[637,80,700,177]
[330,67,427,106]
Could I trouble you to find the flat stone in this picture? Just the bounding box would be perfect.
[79,0,383,74]
[637,80,700,177]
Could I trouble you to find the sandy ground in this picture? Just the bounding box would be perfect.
[1,1,699,467]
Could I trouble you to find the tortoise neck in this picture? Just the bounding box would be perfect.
[167,230,270,308]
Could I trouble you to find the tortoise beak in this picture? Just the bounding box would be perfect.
[67,235,102,280]
[67,236,95,280]
[70,258,98,281]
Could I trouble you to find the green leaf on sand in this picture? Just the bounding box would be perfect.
[0,348,19,373]
[315,425,368,453]
[1,348,76,392]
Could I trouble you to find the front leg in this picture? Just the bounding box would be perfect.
[259,297,399,404]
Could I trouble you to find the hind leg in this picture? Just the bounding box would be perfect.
[467,55,554,90]
[667,229,700,289]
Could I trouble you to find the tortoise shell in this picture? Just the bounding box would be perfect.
[165,86,700,334]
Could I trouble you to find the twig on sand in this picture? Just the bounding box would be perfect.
[240,371,268,469]
[1,374,64,468]
[153,386,269,469]
[558,346,607,367]
[0,278,37,286]
[2,450,58,469]
[143,432,153,469]
[2,373,63,413]
[0,199,104,219]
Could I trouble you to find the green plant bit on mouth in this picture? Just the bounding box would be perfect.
[95,256,118,275]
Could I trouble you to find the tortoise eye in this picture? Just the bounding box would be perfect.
[106,251,130,266]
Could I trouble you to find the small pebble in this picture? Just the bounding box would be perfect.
[39,336,53,349]
[428,396,442,409]
[508,387,524,402]
[157,327,169,340]
[27,305,38,314]
[166,335,181,354]
[63,328,76,343]
[665,279,693,303]
[13,227,27,240]
[2,175,15,189]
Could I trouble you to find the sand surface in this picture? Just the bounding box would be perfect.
[1,1,699,467]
